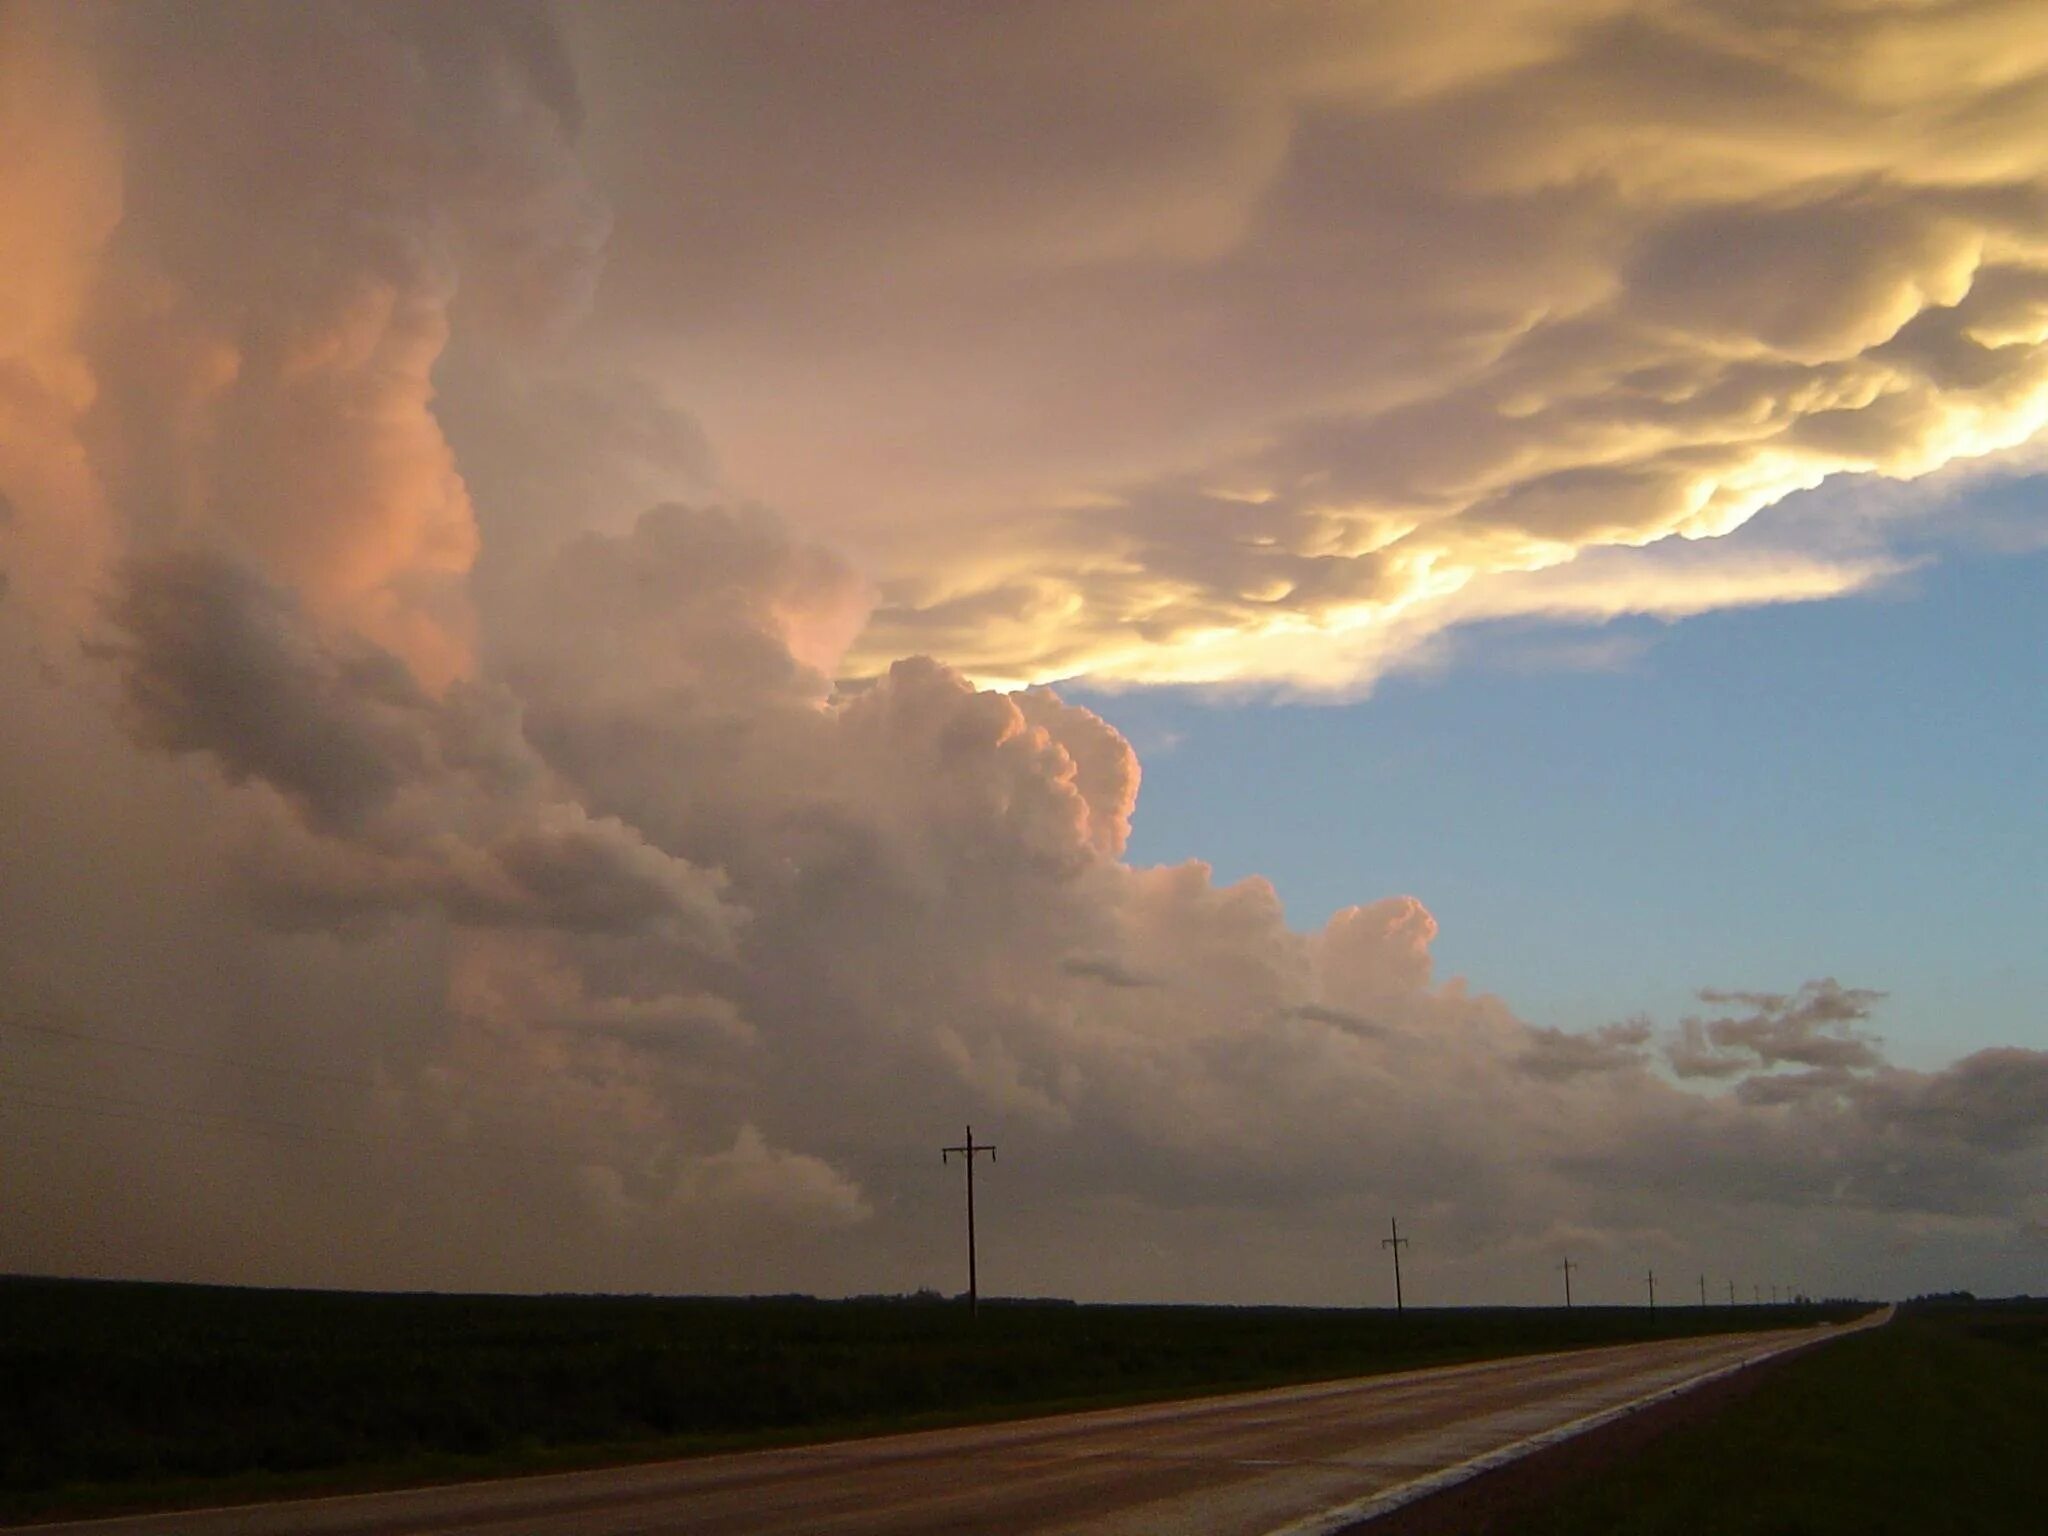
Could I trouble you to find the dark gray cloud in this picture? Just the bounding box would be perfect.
[1854,1049,2048,1156]
[102,550,432,831]
[1288,1003,1383,1035]
[1519,1017,1655,1081]
[1062,956,1159,990]
[102,545,735,950]
[1672,980,1888,1079]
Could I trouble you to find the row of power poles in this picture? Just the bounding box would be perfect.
[939,1142,1401,1318]
[1557,1257,1797,1310]
[939,1135,1797,1316]
[1371,1230,1797,1315]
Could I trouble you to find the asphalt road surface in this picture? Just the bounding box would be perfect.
[25,1316,1880,1536]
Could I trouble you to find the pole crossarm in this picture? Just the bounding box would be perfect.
[941,1131,996,1164]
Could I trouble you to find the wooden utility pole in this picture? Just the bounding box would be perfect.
[1382,1217,1410,1313]
[1558,1254,1577,1309]
[941,1125,996,1316]
[1646,1268,1657,1313]
[1699,1273,1707,1307]
[1728,1279,1737,1306]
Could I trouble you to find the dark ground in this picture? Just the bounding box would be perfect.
[1364,1298,2047,1536]
[0,1274,1851,1523]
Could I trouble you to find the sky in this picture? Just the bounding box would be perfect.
[1081,531,2048,1072]
[1,0,2044,1307]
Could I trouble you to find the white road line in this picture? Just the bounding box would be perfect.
[1259,1307,1893,1536]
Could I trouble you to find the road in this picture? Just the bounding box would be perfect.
[24,1315,1883,1536]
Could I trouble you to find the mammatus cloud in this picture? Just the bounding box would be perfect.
[1,2,2044,1303]
[560,0,2048,691]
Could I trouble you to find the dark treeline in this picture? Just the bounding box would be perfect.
[0,1275,1862,1518]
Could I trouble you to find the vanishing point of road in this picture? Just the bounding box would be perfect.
[25,1312,1885,1536]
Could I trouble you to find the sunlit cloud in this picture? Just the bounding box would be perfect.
[559,0,2048,691]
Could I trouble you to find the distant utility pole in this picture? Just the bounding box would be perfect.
[1727,1279,1737,1306]
[1698,1273,1707,1307]
[1771,1284,1779,1304]
[1382,1217,1411,1313]
[1754,1284,1761,1304]
[1646,1268,1657,1314]
[1558,1254,1577,1309]
[941,1125,996,1316]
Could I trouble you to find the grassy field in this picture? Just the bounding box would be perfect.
[0,1274,1852,1523]
[1486,1299,2048,1535]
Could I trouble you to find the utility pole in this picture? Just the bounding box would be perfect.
[1558,1254,1577,1309]
[941,1125,996,1316]
[1698,1273,1707,1307]
[1754,1283,1761,1304]
[1382,1217,1410,1313]
[1646,1268,1657,1314]
[1727,1279,1736,1306]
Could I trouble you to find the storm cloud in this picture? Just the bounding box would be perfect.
[2,1,2044,1305]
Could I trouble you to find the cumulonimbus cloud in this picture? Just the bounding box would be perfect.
[2,1,2044,1302]
[37,491,2047,1299]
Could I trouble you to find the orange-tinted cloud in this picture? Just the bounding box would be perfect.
[2,2,607,683]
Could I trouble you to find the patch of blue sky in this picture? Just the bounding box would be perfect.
[1072,486,2046,1070]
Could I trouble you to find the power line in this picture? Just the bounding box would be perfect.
[0,1013,378,1089]
[0,1078,645,1173]
[0,1008,754,1187]
[0,1088,373,1152]
[0,1009,626,1133]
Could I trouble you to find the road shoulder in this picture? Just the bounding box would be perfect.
[1347,1344,1801,1534]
